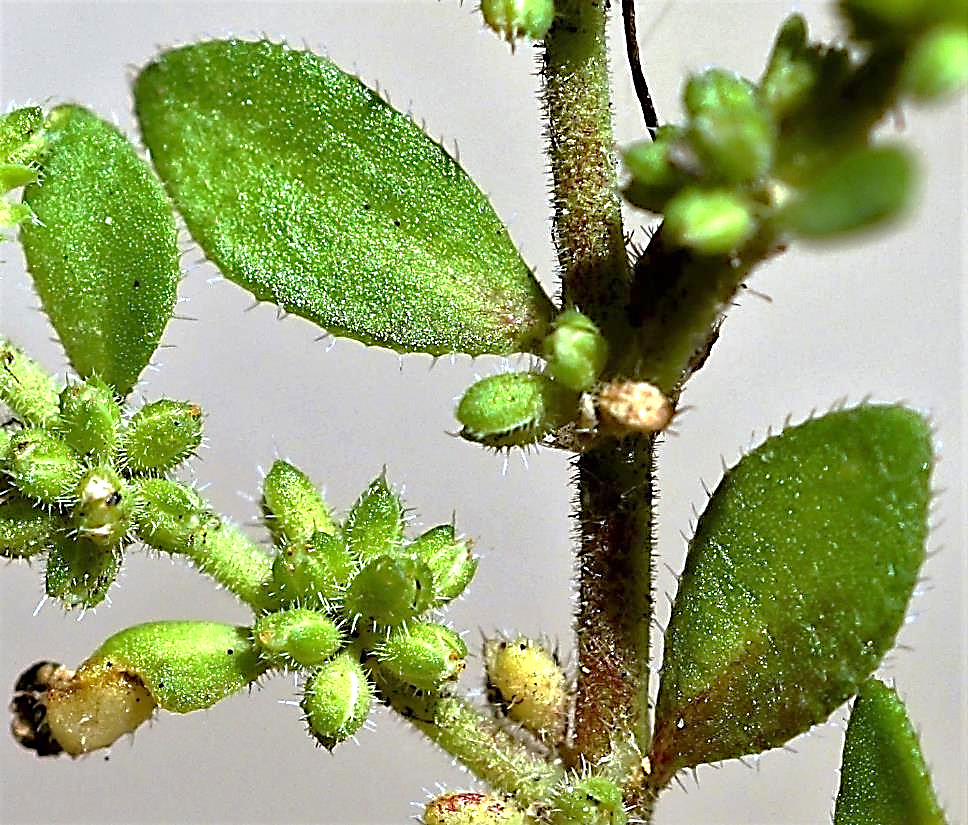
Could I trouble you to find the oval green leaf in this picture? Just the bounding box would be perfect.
[20,105,180,397]
[133,39,554,356]
[834,678,946,825]
[651,405,932,782]
[779,145,916,238]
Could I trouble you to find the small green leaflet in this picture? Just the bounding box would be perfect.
[20,106,180,397]
[135,39,554,356]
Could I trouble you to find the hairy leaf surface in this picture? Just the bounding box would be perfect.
[652,406,932,780]
[135,39,553,355]
[20,106,180,396]
[834,678,946,825]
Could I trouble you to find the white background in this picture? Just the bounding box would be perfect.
[0,2,964,823]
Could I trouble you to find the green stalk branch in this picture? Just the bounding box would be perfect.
[375,665,564,808]
[625,227,783,394]
[135,479,277,612]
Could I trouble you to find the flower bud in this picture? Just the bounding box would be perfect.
[134,477,206,552]
[683,68,758,117]
[759,14,818,117]
[122,399,202,474]
[1,494,57,558]
[409,525,477,605]
[663,188,757,255]
[0,199,32,229]
[0,163,36,191]
[302,651,373,750]
[484,636,567,742]
[272,529,355,608]
[3,427,82,503]
[457,372,578,449]
[542,309,609,392]
[622,128,694,213]
[344,554,435,626]
[344,475,405,562]
[73,466,134,547]
[424,792,527,825]
[379,622,467,691]
[550,776,626,825]
[481,0,555,43]
[57,377,121,462]
[902,24,968,101]
[261,459,335,548]
[254,608,342,669]
[44,534,120,609]
[0,341,59,427]
[0,107,45,165]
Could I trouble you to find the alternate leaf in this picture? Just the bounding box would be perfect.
[779,145,916,238]
[20,105,180,396]
[834,678,946,825]
[651,406,931,782]
[134,39,554,356]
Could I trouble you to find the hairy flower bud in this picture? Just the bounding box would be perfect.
[379,622,467,691]
[122,399,202,474]
[3,427,82,503]
[58,377,121,463]
[484,636,567,742]
[302,651,373,750]
[261,459,335,548]
[409,525,477,605]
[254,608,342,669]
[344,554,435,626]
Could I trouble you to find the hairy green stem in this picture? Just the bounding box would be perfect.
[177,517,276,612]
[541,0,632,334]
[135,480,277,612]
[625,227,783,394]
[542,2,657,817]
[375,666,564,809]
[572,439,656,778]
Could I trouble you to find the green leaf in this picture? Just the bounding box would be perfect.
[134,39,554,356]
[651,406,932,781]
[834,679,946,825]
[20,105,180,397]
[779,145,916,238]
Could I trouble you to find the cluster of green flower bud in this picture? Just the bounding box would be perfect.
[456,308,608,450]
[623,68,770,255]
[481,0,555,46]
[1,106,45,231]
[1,340,203,608]
[623,7,963,256]
[256,461,477,750]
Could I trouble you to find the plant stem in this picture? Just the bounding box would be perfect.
[541,0,631,333]
[624,227,783,394]
[375,665,564,809]
[541,1,656,813]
